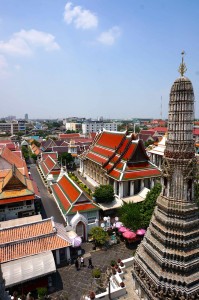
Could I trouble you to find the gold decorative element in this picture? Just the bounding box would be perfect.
[178,50,187,76]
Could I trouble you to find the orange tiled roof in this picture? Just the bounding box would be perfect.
[97,131,125,149]
[41,152,58,161]
[152,127,167,133]
[52,183,71,211]
[71,203,99,213]
[0,218,71,263]
[59,133,81,139]
[0,194,34,204]
[51,174,99,215]
[13,151,23,159]
[39,155,60,176]
[0,146,28,177]
[82,131,161,182]
[58,175,81,203]
[0,166,35,203]
[122,168,161,180]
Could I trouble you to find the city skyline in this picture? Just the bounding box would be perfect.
[0,0,199,119]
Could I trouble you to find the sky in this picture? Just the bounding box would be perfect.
[0,0,199,120]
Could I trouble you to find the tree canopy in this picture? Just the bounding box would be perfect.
[89,226,108,245]
[21,145,29,160]
[119,183,161,230]
[93,184,115,203]
[58,152,74,168]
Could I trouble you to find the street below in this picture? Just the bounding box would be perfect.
[30,164,65,224]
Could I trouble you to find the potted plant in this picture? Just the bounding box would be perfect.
[117,258,121,264]
[89,291,95,300]
[120,282,125,288]
[112,268,116,275]
[117,267,122,273]
[110,260,116,267]
[120,261,124,267]
[92,268,101,279]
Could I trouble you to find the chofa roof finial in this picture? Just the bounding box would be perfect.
[178,50,187,77]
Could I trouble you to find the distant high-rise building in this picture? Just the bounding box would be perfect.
[82,121,117,134]
[132,54,199,299]
[25,113,28,121]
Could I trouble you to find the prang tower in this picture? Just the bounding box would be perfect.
[132,53,199,300]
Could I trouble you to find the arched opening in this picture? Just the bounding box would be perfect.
[76,221,86,241]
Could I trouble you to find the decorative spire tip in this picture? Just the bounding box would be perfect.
[178,50,187,77]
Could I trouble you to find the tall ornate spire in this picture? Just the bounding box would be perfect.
[132,58,199,300]
[178,50,187,76]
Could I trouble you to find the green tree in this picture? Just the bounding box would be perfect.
[93,184,114,203]
[119,202,142,231]
[58,152,74,167]
[31,139,41,147]
[21,145,29,160]
[89,226,108,245]
[140,182,161,228]
[118,183,161,230]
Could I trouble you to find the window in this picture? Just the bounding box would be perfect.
[87,211,97,224]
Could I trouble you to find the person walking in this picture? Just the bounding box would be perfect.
[80,256,84,267]
[88,257,93,269]
[75,258,79,271]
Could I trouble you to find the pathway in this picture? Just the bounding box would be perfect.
[50,241,138,300]
[30,164,65,224]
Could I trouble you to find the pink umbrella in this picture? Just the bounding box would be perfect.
[123,230,136,239]
[72,236,82,247]
[118,226,128,233]
[136,229,146,236]
[115,221,123,228]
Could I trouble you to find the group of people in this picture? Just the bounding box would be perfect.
[75,256,93,270]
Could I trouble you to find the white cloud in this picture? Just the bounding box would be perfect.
[64,2,98,29]
[0,29,60,56]
[97,26,121,46]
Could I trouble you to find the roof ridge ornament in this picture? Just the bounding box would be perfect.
[178,50,187,77]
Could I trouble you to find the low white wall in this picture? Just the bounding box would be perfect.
[95,286,126,300]
[122,257,134,267]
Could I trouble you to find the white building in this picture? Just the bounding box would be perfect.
[82,121,117,134]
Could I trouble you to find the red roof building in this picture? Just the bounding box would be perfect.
[51,173,100,240]
[80,130,161,199]
[0,216,71,288]
[39,155,61,179]
[152,127,168,135]
[0,165,37,221]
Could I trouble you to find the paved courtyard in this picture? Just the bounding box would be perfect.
[50,241,137,300]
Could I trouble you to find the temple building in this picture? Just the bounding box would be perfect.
[0,146,39,221]
[79,130,161,199]
[50,172,100,241]
[132,54,199,299]
[148,135,167,169]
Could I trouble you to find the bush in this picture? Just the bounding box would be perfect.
[89,227,109,245]
[92,268,101,278]
[93,184,114,203]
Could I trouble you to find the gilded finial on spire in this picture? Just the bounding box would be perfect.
[178,50,187,76]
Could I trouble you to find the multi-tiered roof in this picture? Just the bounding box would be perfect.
[82,130,161,181]
[132,54,199,299]
[51,173,99,215]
